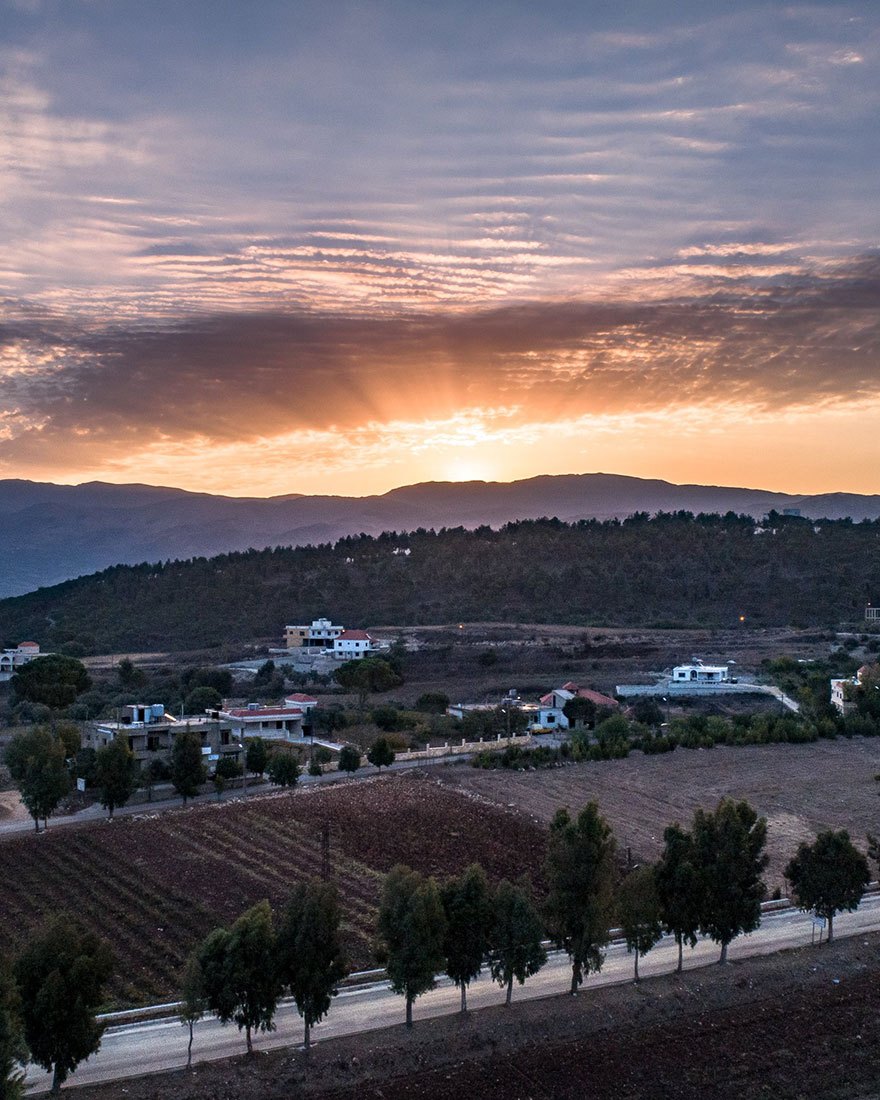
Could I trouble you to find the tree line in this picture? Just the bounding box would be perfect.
[3,512,880,653]
[1,796,872,1093]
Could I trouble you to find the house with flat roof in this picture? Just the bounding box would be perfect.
[0,642,43,682]
[671,660,730,684]
[216,700,306,743]
[85,704,237,767]
[285,618,345,649]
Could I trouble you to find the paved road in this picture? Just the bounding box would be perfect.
[24,895,880,1093]
[0,754,471,839]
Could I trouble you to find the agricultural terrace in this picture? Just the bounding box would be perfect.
[0,773,546,1008]
[443,737,880,889]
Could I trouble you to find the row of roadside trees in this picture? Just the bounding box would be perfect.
[2,798,872,1093]
[178,798,874,1061]
[4,722,398,831]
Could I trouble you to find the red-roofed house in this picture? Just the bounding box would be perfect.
[534,682,619,731]
[333,630,374,660]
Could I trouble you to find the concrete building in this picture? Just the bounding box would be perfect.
[285,618,345,649]
[0,641,43,682]
[671,660,730,684]
[866,605,880,622]
[216,700,307,743]
[85,704,237,768]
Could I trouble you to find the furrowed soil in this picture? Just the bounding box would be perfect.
[440,738,880,891]
[72,932,880,1100]
[0,773,546,1007]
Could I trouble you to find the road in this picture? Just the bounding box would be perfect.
[0,754,470,839]
[24,894,880,1094]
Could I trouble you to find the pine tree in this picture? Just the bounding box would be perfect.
[693,799,768,964]
[94,736,136,820]
[617,865,664,982]
[377,866,446,1028]
[0,959,26,1100]
[655,824,703,973]
[5,728,71,832]
[544,803,617,994]
[487,879,546,1005]
[441,864,493,1012]
[197,900,282,1054]
[170,728,206,804]
[785,829,869,944]
[177,953,207,1069]
[277,880,349,1049]
[367,737,396,772]
[14,915,114,1094]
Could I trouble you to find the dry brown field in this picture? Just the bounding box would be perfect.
[440,737,880,889]
[0,773,546,1007]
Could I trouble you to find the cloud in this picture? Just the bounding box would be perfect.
[0,251,877,475]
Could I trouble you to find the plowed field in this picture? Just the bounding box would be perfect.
[441,737,880,889]
[0,773,547,1007]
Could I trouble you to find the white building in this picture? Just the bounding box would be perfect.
[671,660,730,684]
[0,642,42,682]
[333,630,374,659]
[285,618,345,649]
[217,700,306,743]
[831,664,878,714]
[866,605,880,622]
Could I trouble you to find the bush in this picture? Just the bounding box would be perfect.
[415,692,450,714]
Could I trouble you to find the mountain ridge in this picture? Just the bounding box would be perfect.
[2,471,879,599]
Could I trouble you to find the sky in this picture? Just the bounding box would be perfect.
[0,0,878,498]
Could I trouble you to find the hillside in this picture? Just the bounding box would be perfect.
[0,512,878,653]
[2,472,880,598]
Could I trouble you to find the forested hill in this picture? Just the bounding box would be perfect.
[1,513,878,653]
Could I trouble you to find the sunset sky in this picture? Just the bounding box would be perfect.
[0,0,878,497]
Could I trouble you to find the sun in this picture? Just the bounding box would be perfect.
[444,457,495,483]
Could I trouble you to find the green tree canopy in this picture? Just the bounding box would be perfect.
[655,823,703,973]
[334,658,402,708]
[617,865,664,982]
[267,752,299,788]
[487,878,546,1005]
[245,737,268,778]
[14,914,114,1095]
[5,727,71,832]
[183,686,222,714]
[693,798,768,963]
[170,728,206,804]
[377,865,447,1029]
[441,864,493,1013]
[544,802,617,994]
[177,952,207,1070]
[0,959,26,1100]
[11,656,91,711]
[562,695,597,728]
[197,900,282,1054]
[366,737,396,772]
[415,692,450,714]
[94,736,136,820]
[277,880,349,1049]
[337,745,361,776]
[785,829,869,944]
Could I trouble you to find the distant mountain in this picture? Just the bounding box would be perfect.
[1,472,879,598]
